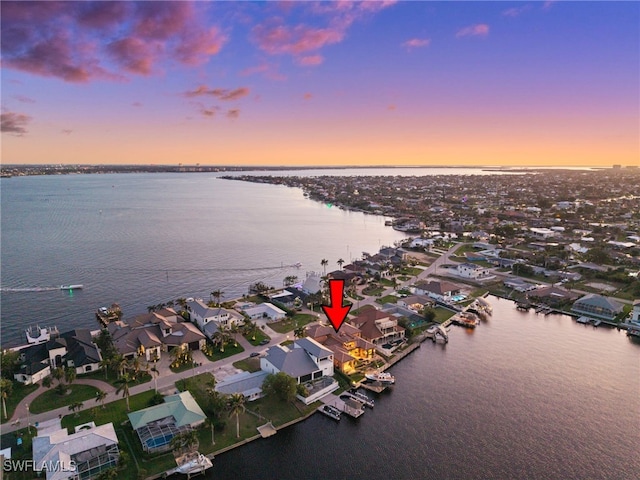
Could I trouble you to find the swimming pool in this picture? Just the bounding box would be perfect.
[451,294,467,302]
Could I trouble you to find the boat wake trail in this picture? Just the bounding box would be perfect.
[0,286,60,292]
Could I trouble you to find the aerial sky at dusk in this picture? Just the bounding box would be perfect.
[1,1,638,167]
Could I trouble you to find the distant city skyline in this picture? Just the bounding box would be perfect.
[1,1,638,167]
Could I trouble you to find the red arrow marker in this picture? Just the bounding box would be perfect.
[321,279,352,333]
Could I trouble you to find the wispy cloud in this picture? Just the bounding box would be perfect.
[226,109,240,119]
[387,104,396,111]
[456,24,490,38]
[0,1,226,82]
[61,129,73,135]
[502,5,532,17]
[543,1,557,11]
[296,54,324,66]
[13,94,36,104]
[402,38,431,50]
[184,86,250,101]
[240,61,287,81]
[1,111,32,136]
[303,93,313,100]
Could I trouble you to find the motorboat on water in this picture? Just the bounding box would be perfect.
[318,404,341,421]
[60,284,83,290]
[365,372,395,384]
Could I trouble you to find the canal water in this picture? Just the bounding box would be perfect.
[212,298,640,480]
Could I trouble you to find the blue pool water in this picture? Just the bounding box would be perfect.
[451,294,466,302]
[146,436,173,449]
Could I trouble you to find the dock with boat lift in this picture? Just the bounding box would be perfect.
[321,393,365,418]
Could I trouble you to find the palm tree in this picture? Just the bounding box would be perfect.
[99,357,111,380]
[293,325,306,339]
[0,378,13,420]
[95,389,108,409]
[149,362,159,393]
[210,289,224,307]
[68,401,84,417]
[337,258,345,270]
[243,319,258,341]
[211,331,225,353]
[64,367,76,386]
[229,323,240,347]
[227,393,246,438]
[114,373,134,411]
[321,259,329,274]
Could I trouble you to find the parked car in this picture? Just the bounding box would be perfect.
[259,339,269,345]
[250,352,260,358]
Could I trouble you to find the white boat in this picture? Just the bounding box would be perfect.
[60,284,83,290]
[174,453,213,475]
[365,372,395,384]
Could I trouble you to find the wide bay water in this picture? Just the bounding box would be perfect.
[1,169,638,479]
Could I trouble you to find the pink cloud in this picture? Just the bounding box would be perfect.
[253,21,344,55]
[303,93,313,100]
[387,104,396,111]
[0,1,226,83]
[227,109,240,119]
[502,5,532,17]
[240,62,286,80]
[1,111,32,136]
[297,55,324,66]
[456,24,490,38]
[132,102,143,107]
[184,86,250,101]
[543,1,557,10]
[107,37,157,75]
[402,38,431,50]
[61,129,72,135]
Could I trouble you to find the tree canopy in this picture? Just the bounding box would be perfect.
[262,372,297,402]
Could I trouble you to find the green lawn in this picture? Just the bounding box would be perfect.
[232,358,261,373]
[268,313,317,333]
[0,382,38,424]
[78,370,152,388]
[203,342,245,362]
[433,307,457,323]
[29,384,100,414]
[170,361,196,373]
[399,266,424,276]
[376,295,399,305]
[362,285,385,296]
[0,426,37,480]
[243,329,270,346]
[379,278,395,287]
[61,390,158,430]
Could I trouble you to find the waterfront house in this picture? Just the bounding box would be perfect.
[349,309,405,346]
[128,391,206,453]
[527,286,580,306]
[108,310,206,361]
[242,302,287,321]
[186,298,243,329]
[397,294,434,313]
[571,294,624,321]
[260,344,325,384]
[14,329,102,385]
[631,299,640,324]
[412,280,461,302]
[32,422,120,480]
[215,371,270,401]
[306,324,375,374]
[455,263,494,281]
[301,273,324,295]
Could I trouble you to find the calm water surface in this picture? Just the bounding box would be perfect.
[1,172,408,346]
[213,298,640,480]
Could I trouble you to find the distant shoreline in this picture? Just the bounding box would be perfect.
[0,164,610,177]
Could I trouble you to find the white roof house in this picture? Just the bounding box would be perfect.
[186,299,243,329]
[243,302,286,321]
[32,423,119,480]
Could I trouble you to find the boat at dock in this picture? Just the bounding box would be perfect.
[318,404,341,421]
[348,390,375,408]
[365,372,395,384]
[453,312,480,328]
[60,284,83,290]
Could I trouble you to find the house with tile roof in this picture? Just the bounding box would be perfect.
[108,309,205,361]
[306,323,375,374]
[349,309,405,347]
[571,294,624,321]
[412,280,462,302]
